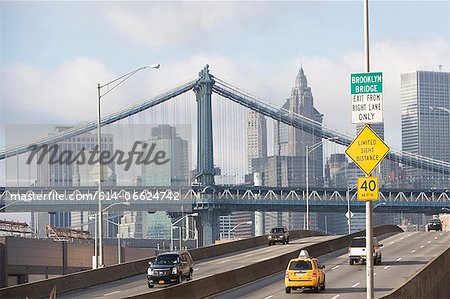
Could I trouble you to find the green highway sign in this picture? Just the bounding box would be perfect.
[351,72,383,124]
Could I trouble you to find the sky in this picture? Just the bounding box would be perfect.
[0,1,449,220]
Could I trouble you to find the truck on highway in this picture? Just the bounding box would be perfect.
[348,236,383,265]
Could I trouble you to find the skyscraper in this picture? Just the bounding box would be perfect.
[120,125,189,239]
[274,67,324,187]
[401,70,450,188]
[32,127,116,237]
[247,111,267,173]
[270,67,324,230]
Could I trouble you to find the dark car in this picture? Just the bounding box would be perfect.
[426,219,442,231]
[147,251,194,288]
[268,226,289,246]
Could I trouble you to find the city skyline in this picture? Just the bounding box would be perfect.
[1,2,448,223]
[1,1,449,152]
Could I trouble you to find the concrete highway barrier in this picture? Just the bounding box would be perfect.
[0,230,322,299]
[380,245,450,299]
[125,225,403,299]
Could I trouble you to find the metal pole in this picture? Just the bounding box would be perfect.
[306,147,309,230]
[117,233,121,264]
[93,213,98,269]
[366,200,374,299]
[195,227,199,248]
[347,188,351,234]
[170,225,174,251]
[179,226,182,250]
[97,83,104,268]
[364,1,374,298]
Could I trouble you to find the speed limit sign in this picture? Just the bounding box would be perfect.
[357,176,379,201]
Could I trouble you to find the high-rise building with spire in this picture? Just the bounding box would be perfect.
[259,66,324,230]
[274,66,324,187]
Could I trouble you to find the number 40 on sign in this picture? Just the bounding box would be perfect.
[357,176,379,201]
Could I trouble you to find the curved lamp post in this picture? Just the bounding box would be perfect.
[227,221,252,241]
[171,213,198,251]
[96,64,159,268]
[430,106,450,114]
[305,137,338,230]
[0,200,30,211]
[93,201,130,269]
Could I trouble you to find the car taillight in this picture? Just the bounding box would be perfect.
[312,270,317,277]
[285,271,289,278]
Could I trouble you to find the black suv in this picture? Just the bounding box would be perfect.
[426,219,442,231]
[147,251,194,288]
[268,226,289,246]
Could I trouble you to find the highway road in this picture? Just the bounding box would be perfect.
[211,231,450,299]
[59,235,338,299]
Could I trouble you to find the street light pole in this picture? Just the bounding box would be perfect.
[227,221,252,241]
[0,200,30,211]
[96,64,159,268]
[170,213,198,251]
[305,137,337,230]
[92,201,130,268]
[430,106,450,114]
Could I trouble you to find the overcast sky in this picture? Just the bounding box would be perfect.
[1,1,449,220]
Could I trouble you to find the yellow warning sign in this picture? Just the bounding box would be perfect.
[345,125,390,176]
[357,176,379,201]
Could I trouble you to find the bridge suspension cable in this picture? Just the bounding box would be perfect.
[0,78,199,160]
[212,76,450,175]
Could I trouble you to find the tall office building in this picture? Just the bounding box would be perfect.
[120,125,189,239]
[267,67,324,230]
[247,111,267,173]
[32,127,116,237]
[401,70,450,188]
[223,111,269,239]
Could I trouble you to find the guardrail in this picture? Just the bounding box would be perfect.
[0,230,323,299]
[124,225,403,299]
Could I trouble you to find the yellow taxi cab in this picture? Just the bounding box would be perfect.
[284,250,326,293]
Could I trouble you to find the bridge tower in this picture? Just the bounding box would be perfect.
[193,65,221,245]
[193,65,216,187]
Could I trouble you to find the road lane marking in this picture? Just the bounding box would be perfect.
[390,241,395,245]
[331,265,339,270]
[420,245,424,248]
[104,291,120,296]
[411,250,416,253]
[384,265,391,270]
[434,236,438,239]
[263,296,273,299]
[331,295,340,299]
[352,283,360,288]
[440,233,443,236]
[219,259,229,264]
[194,268,199,271]
[396,257,402,261]
[428,241,432,244]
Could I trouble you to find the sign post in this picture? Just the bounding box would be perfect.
[347,2,389,297]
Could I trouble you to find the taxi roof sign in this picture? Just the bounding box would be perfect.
[345,125,390,176]
[299,250,310,258]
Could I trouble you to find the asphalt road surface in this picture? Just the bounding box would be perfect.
[210,231,450,299]
[60,235,338,299]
